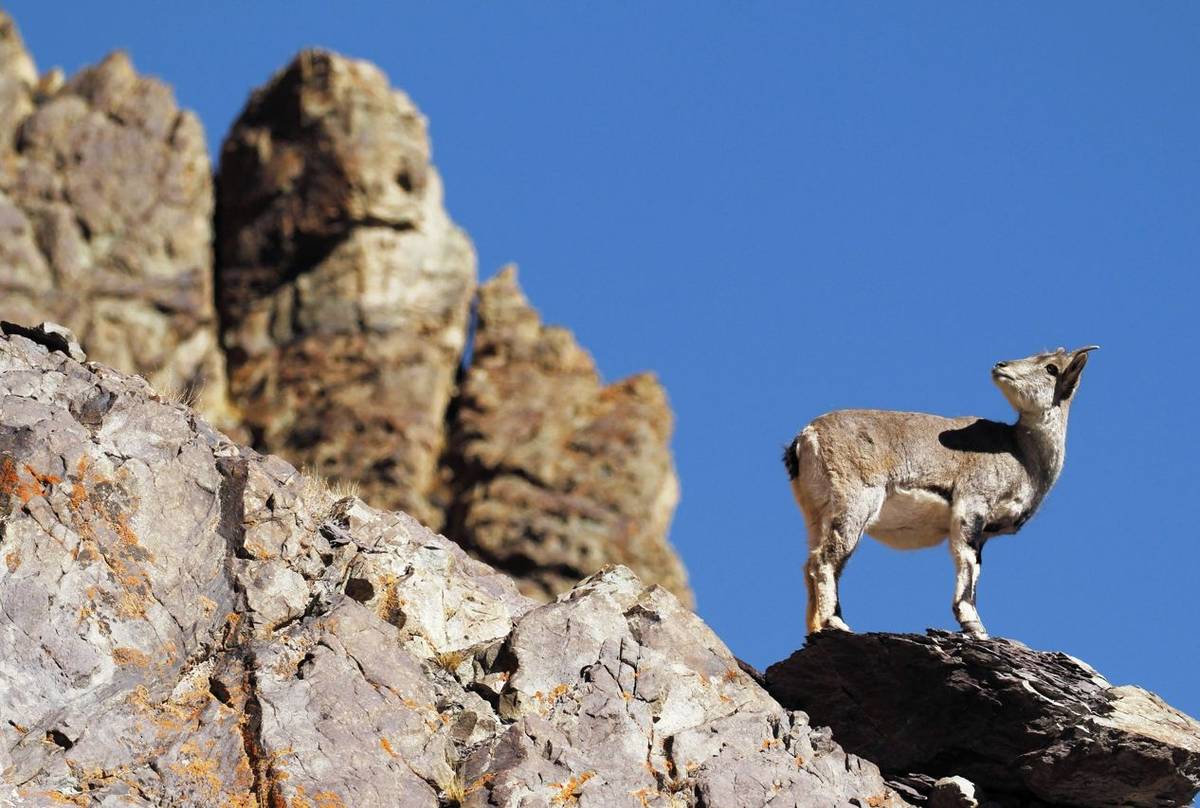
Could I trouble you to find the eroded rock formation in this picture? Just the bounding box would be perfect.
[0,10,693,604]
[442,267,691,605]
[765,630,1200,808]
[215,49,477,529]
[0,13,228,426]
[0,329,899,806]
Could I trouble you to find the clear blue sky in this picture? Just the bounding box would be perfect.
[10,3,1198,717]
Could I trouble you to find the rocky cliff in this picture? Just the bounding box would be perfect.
[0,12,690,606]
[4,325,1199,807]
[0,15,227,426]
[765,631,1200,807]
[215,49,476,531]
[0,327,898,807]
[441,268,688,603]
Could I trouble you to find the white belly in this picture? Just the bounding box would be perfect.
[867,487,952,549]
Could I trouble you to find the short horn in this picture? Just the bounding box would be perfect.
[1075,345,1099,353]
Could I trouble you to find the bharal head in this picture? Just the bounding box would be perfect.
[991,346,1098,415]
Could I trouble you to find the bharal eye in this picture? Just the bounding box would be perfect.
[1045,364,1059,376]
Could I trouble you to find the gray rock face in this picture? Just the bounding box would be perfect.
[0,331,903,806]
[215,49,476,529]
[0,13,229,428]
[764,630,1200,808]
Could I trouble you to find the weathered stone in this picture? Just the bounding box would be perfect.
[0,321,85,363]
[1,332,902,806]
[215,49,476,528]
[764,630,1200,808]
[462,565,903,807]
[928,777,980,808]
[442,266,691,605]
[0,13,229,428]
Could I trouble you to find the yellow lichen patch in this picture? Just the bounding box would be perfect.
[761,738,782,751]
[794,754,806,767]
[224,793,258,808]
[550,771,594,805]
[281,782,340,808]
[866,794,895,807]
[722,668,740,684]
[112,646,151,667]
[44,791,87,806]
[5,550,19,572]
[115,589,149,619]
[531,683,572,715]
[379,737,397,758]
[168,740,224,799]
[632,786,658,807]
[112,512,143,550]
[287,786,313,808]
[69,480,88,511]
[124,679,212,741]
[312,790,347,808]
[434,649,467,673]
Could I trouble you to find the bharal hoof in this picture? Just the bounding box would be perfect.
[961,621,989,640]
[821,616,852,633]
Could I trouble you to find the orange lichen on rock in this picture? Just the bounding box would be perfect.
[289,788,347,808]
[0,457,17,494]
[112,646,151,667]
[168,740,224,799]
[550,771,594,805]
[5,550,20,571]
[0,458,57,504]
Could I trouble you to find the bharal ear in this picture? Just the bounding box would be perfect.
[1055,345,1098,404]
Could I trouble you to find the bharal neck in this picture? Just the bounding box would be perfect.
[1016,406,1069,491]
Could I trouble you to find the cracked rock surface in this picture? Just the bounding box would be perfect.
[0,330,904,806]
[764,630,1200,808]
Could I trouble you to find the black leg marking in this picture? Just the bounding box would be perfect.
[966,515,986,565]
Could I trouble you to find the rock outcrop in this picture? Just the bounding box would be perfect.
[0,328,898,806]
[0,13,228,426]
[442,267,691,605]
[0,13,694,606]
[765,630,1200,808]
[215,49,476,529]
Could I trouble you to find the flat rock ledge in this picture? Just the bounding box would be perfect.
[764,630,1200,808]
[0,326,903,807]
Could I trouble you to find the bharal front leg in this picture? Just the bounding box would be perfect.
[949,508,988,639]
